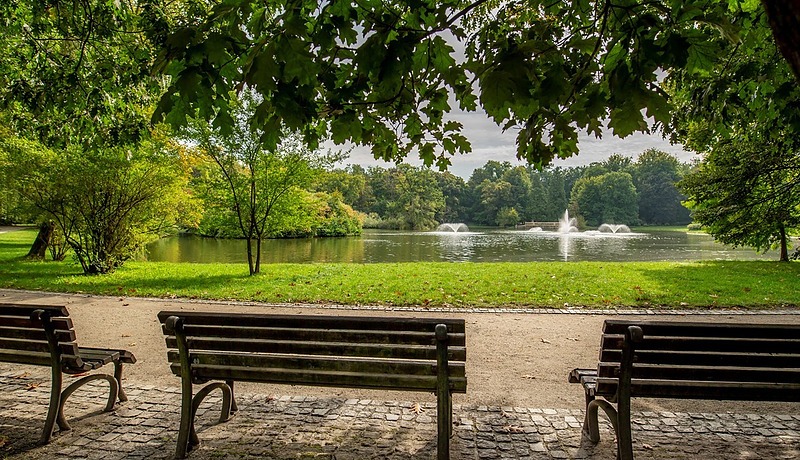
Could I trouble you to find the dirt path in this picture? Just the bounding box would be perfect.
[2,288,798,415]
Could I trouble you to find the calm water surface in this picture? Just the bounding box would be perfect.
[145,228,778,264]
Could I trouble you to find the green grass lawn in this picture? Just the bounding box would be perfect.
[1,229,798,309]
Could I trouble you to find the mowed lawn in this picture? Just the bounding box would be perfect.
[1,229,798,309]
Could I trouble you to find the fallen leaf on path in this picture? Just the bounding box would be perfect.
[12,372,29,379]
[26,382,41,391]
[541,338,551,344]
[0,435,7,448]
[411,402,424,414]
[503,425,524,433]
[69,372,90,378]
[521,375,537,380]
[566,337,579,341]
[642,443,653,450]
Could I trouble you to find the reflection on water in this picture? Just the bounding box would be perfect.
[144,229,779,264]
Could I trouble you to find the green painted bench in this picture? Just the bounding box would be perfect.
[570,319,800,459]
[158,311,467,459]
[0,303,136,443]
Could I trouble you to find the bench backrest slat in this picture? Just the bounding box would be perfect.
[164,324,467,347]
[169,362,468,392]
[157,311,466,333]
[0,326,76,342]
[601,335,800,354]
[165,337,467,361]
[159,311,467,393]
[603,320,800,339]
[0,304,82,369]
[595,320,800,401]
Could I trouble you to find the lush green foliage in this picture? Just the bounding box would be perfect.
[681,141,800,261]
[571,172,639,227]
[0,132,197,274]
[321,151,691,229]
[0,1,158,148]
[633,149,691,225]
[669,11,800,261]
[184,92,349,274]
[1,229,799,308]
[147,0,773,167]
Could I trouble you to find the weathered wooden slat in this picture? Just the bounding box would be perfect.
[165,337,467,361]
[0,349,53,366]
[169,363,468,393]
[602,320,800,339]
[598,362,800,383]
[79,347,137,364]
[601,335,800,354]
[167,351,466,378]
[595,377,800,401]
[0,304,69,317]
[0,316,73,331]
[0,337,78,355]
[0,326,75,342]
[163,324,467,347]
[600,349,800,368]
[157,311,465,333]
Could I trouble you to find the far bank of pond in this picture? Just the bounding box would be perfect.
[145,228,779,264]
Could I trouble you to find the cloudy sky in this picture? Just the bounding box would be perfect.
[333,108,694,179]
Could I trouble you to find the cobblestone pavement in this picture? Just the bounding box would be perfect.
[1,370,799,459]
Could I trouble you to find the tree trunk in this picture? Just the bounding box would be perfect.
[246,238,255,275]
[762,0,800,81]
[254,238,262,274]
[779,224,789,262]
[26,221,54,259]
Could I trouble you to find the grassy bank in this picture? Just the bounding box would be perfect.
[1,230,798,309]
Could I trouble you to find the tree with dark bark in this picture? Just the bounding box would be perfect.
[187,93,334,275]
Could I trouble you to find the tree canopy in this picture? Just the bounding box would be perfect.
[146,0,784,168]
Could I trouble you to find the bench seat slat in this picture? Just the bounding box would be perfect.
[171,363,468,393]
[0,326,75,342]
[601,335,800,354]
[167,350,466,378]
[157,311,465,333]
[598,362,800,383]
[603,320,800,339]
[166,337,467,361]
[600,349,800,368]
[596,377,800,401]
[165,325,466,347]
[79,347,137,364]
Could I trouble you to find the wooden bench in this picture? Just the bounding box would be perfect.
[569,319,800,459]
[0,303,136,443]
[158,311,467,459]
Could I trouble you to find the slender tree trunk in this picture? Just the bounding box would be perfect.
[246,238,255,275]
[26,221,54,259]
[254,238,262,274]
[779,224,789,262]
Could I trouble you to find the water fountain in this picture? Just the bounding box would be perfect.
[435,223,470,233]
[598,223,631,234]
[558,210,579,233]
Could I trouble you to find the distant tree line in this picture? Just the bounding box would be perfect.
[316,149,692,231]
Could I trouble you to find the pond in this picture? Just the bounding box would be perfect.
[144,228,779,264]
